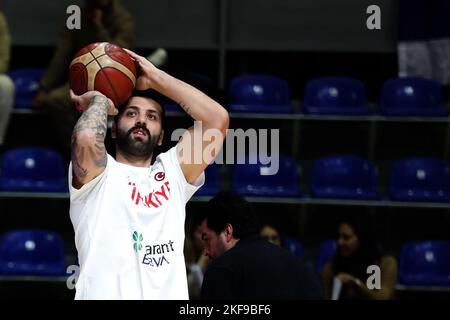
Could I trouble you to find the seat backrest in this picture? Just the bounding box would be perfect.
[0,147,65,181]
[381,77,443,110]
[8,69,45,108]
[390,158,450,191]
[399,241,450,275]
[0,230,65,275]
[304,77,367,109]
[232,154,300,195]
[316,239,337,273]
[312,155,376,190]
[229,74,291,106]
[0,147,66,192]
[284,238,303,259]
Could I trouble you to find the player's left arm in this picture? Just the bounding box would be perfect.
[125,49,229,184]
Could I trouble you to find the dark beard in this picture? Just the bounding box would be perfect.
[116,125,159,159]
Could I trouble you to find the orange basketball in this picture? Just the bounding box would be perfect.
[69,42,137,107]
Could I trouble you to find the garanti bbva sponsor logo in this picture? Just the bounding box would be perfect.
[133,231,175,268]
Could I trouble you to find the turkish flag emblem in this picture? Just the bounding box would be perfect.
[155,172,165,181]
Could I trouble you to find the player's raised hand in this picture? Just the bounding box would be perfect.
[70,89,118,116]
[123,48,160,91]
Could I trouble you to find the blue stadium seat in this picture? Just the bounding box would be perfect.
[284,238,303,259]
[229,74,293,113]
[303,77,370,115]
[196,164,221,196]
[398,241,450,286]
[0,230,65,276]
[316,239,337,273]
[311,155,378,200]
[232,154,301,197]
[380,77,447,116]
[389,158,450,202]
[164,103,183,112]
[8,69,45,109]
[0,147,67,192]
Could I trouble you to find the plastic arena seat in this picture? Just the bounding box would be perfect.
[380,77,447,116]
[228,74,293,113]
[316,239,337,274]
[0,147,67,192]
[284,238,303,259]
[164,103,182,112]
[311,155,378,200]
[0,230,65,276]
[8,69,45,109]
[196,164,221,196]
[398,241,450,286]
[303,77,370,115]
[232,154,301,197]
[389,158,450,202]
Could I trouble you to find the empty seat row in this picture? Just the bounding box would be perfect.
[203,155,450,202]
[1,148,450,203]
[8,69,448,117]
[229,75,447,116]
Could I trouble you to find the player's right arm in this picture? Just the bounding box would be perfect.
[70,90,118,189]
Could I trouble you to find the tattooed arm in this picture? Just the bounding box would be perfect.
[124,49,229,184]
[70,91,118,189]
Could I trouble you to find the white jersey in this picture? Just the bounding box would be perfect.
[68,146,204,300]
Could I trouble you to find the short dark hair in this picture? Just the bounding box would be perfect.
[114,89,166,127]
[200,191,259,240]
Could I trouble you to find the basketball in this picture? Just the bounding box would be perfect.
[69,42,137,107]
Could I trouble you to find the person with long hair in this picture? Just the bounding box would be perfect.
[321,218,397,300]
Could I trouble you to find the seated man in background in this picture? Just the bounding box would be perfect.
[32,0,135,160]
[0,7,14,148]
[199,191,323,300]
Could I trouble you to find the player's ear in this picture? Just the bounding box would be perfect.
[157,129,164,146]
[111,122,117,139]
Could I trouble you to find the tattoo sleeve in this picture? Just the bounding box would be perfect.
[71,95,109,181]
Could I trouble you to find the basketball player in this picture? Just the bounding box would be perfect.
[68,49,229,299]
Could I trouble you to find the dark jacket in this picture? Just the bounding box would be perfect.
[201,236,323,300]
